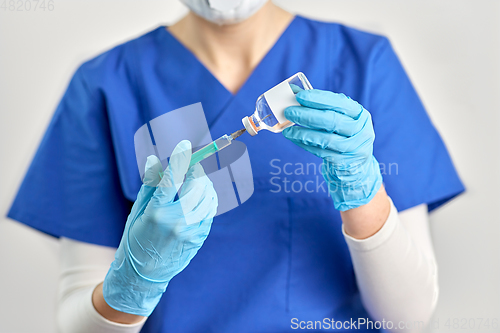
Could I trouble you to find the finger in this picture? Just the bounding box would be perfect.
[142,155,163,186]
[283,126,373,155]
[144,165,211,225]
[151,181,216,228]
[178,166,211,215]
[289,83,304,94]
[155,140,192,202]
[286,139,370,163]
[131,155,164,217]
[295,89,364,119]
[184,185,218,225]
[284,106,368,137]
[178,185,208,219]
[180,165,215,217]
[185,162,210,183]
[179,164,211,201]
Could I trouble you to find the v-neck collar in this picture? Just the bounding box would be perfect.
[158,16,300,99]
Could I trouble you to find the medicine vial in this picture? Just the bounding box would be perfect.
[242,72,313,136]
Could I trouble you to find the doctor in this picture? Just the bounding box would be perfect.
[8,0,464,332]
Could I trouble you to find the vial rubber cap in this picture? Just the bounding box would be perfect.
[242,116,258,136]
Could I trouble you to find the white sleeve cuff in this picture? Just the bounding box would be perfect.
[57,285,146,333]
[342,197,398,252]
[57,238,147,333]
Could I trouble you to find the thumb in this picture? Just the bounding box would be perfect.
[155,140,192,202]
[129,155,163,222]
[142,155,163,186]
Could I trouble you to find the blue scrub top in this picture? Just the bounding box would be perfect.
[8,16,464,332]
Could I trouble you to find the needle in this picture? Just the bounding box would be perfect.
[231,114,272,140]
[230,128,246,140]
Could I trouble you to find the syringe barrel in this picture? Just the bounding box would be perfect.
[213,135,232,151]
[189,135,232,168]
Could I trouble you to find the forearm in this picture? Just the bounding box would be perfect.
[342,199,438,331]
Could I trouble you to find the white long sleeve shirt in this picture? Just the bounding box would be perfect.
[56,198,437,333]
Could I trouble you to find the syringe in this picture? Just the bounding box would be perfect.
[188,128,246,168]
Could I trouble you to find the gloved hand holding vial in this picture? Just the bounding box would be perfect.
[209,71,383,212]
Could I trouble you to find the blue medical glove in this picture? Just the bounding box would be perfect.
[283,89,382,211]
[103,140,218,316]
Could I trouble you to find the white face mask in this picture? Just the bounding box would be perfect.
[179,0,269,25]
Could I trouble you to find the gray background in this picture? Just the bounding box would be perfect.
[1,0,499,332]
